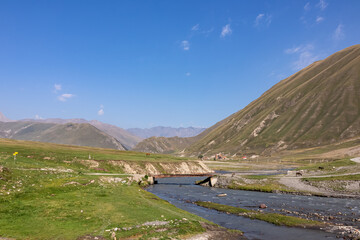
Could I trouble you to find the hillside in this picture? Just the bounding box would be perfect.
[187,44,360,156]
[88,120,142,149]
[132,136,196,154]
[0,112,12,122]
[0,121,126,150]
[18,118,142,149]
[132,121,226,154]
[127,126,206,138]
[0,138,213,239]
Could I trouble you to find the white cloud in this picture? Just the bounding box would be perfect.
[220,24,232,38]
[98,105,104,116]
[98,109,104,116]
[285,44,320,70]
[254,13,272,27]
[54,84,62,92]
[333,24,345,41]
[284,46,301,54]
[316,16,324,23]
[191,24,199,31]
[185,72,191,77]
[181,40,190,50]
[58,93,75,102]
[304,2,311,11]
[317,0,328,10]
[35,114,43,120]
[255,14,265,25]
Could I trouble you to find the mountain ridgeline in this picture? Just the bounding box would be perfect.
[18,118,142,149]
[127,126,206,139]
[1,45,359,155]
[0,114,206,151]
[187,44,360,156]
[0,121,127,150]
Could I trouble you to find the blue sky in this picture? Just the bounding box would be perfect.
[0,0,359,128]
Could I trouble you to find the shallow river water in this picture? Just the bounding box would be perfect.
[147,177,360,240]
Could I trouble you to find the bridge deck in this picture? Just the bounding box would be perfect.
[152,173,214,179]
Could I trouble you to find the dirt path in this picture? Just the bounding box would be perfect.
[279,177,329,194]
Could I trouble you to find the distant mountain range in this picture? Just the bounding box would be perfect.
[134,44,360,156]
[3,45,358,155]
[0,112,13,122]
[19,118,142,150]
[0,121,126,150]
[127,126,206,139]
[0,113,205,151]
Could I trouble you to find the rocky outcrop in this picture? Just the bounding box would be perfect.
[108,160,213,175]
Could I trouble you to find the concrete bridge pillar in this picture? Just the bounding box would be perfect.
[210,177,218,187]
[148,177,155,185]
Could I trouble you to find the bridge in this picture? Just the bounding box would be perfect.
[152,173,214,179]
[150,173,214,184]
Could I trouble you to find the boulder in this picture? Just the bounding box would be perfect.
[259,204,267,209]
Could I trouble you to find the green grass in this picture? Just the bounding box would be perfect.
[228,179,291,193]
[195,201,323,228]
[303,174,360,181]
[0,138,209,239]
[0,138,200,175]
[0,138,185,163]
[296,158,356,171]
[243,175,271,179]
[195,201,251,214]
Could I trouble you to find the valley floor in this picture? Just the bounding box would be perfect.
[0,139,240,240]
[206,158,360,198]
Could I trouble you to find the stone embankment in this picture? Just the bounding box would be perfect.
[109,160,213,176]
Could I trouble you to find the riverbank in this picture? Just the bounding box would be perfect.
[201,158,360,199]
[147,176,357,240]
[0,139,219,239]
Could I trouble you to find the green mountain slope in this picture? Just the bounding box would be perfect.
[187,44,360,156]
[89,120,142,149]
[132,120,227,154]
[18,117,142,149]
[0,122,126,150]
[132,136,195,154]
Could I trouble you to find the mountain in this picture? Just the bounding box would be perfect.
[0,121,126,150]
[89,120,142,149]
[127,126,206,138]
[186,44,360,156]
[132,136,195,154]
[132,123,223,154]
[19,118,142,149]
[0,112,13,122]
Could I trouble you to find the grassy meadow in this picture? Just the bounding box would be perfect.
[0,138,207,239]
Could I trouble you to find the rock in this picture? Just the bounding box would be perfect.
[259,204,267,209]
[110,232,116,240]
[217,193,227,197]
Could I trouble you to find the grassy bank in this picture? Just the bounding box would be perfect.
[227,177,292,193]
[195,201,323,228]
[296,158,356,172]
[303,174,360,181]
[0,138,209,239]
[0,138,185,164]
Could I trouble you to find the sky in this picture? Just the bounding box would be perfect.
[0,0,359,128]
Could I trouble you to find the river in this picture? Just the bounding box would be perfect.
[146,176,360,240]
